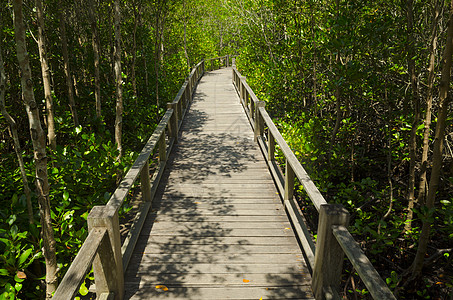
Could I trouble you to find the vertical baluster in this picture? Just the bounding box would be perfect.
[159,133,167,163]
[268,132,275,161]
[254,102,265,142]
[88,206,124,300]
[284,161,295,201]
[312,204,350,299]
[140,161,151,202]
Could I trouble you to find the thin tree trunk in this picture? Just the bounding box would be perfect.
[131,0,141,101]
[183,0,190,69]
[405,0,420,232]
[13,1,58,297]
[114,0,123,159]
[59,1,79,126]
[35,0,56,150]
[154,9,161,110]
[89,0,102,117]
[0,40,34,225]
[417,0,440,207]
[411,0,453,279]
[329,0,342,157]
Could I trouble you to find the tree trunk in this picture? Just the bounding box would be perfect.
[114,0,123,159]
[89,0,102,117]
[13,0,58,297]
[131,0,141,101]
[183,0,190,69]
[329,0,342,158]
[417,0,440,207]
[411,0,453,279]
[35,0,56,150]
[154,8,161,110]
[59,0,79,126]
[405,0,420,232]
[0,39,34,225]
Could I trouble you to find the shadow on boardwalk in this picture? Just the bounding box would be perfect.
[123,68,313,299]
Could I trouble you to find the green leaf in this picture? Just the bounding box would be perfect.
[18,249,32,266]
[14,283,22,292]
[63,191,69,201]
[0,269,9,276]
[79,281,89,296]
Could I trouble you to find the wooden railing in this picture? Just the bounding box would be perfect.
[205,55,230,71]
[52,59,207,300]
[232,61,396,300]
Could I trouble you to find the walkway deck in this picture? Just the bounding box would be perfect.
[124,68,314,299]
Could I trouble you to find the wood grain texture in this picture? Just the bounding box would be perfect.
[124,68,313,299]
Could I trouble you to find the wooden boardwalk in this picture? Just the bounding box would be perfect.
[124,68,314,299]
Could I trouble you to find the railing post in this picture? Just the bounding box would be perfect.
[167,103,178,143]
[254,101,265,142]
[140,161,152,202]
[226,55,229,67]
[284,161,295,201]
[158,133,167,163]
[87,206,124,300]
[187,82,192,104]
[268,133,275,161]
[312,204,350,300]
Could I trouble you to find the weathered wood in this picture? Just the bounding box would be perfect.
[166,104,178,144]
[258,107,328,211]
[254,101,265,142]
[268,132,275,161]
[52,228,106,300]
[284,161,295,201]
[121,201,152,272]
[124,273,312,288]
[100,293,116,300]
[140,160,151,202]
[88,206,124,300]
[129,263,306,275]
[125,68,313,299]
[284,199,316,271]
[312,204,349,300]
[106,109,173,209]
[332,225,397,300]
[125,286,314,300]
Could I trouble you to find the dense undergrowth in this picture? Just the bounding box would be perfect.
[236,53,453,298]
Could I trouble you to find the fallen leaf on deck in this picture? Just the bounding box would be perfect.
[243,279,250,283]
[155,285,169,291]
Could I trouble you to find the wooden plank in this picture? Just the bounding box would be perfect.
[53,228,106,300]
[129,253,305,265]
[125,286,314,300]
[332,225,397,300]
[135,235,299,245]
[152,208,287,216]
[124,273,311,286]
[141,228,295,237]
[127,263,307,275]
[150,214,290,223]
[132,242,301,254]
[157,202,283,210]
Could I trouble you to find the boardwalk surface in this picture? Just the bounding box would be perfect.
[124,68,314,299]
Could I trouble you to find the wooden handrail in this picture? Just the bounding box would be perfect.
[53,58,207,300]
[204,55,230,71]
[232,66,396,300]
[52,228,107,300]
